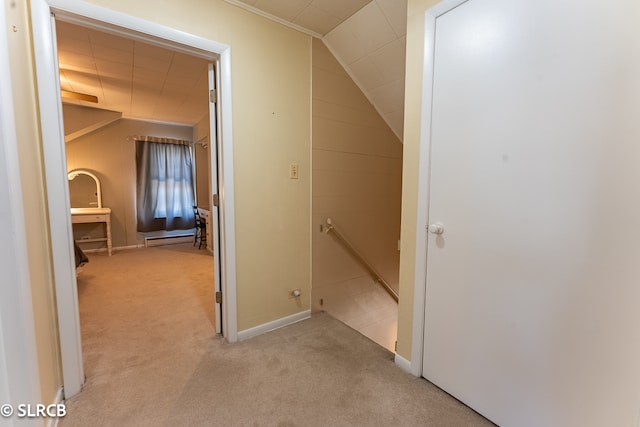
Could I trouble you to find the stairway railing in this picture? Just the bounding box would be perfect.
[323,218,399,302]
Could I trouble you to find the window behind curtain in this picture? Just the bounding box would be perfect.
[136,139,196,232]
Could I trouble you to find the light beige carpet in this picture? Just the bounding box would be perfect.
[61,244,493,426]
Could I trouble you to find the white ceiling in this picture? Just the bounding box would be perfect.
[56,0,407,139]
[56,20,210,126]
[226,0,372,37]
[323,0,407,140]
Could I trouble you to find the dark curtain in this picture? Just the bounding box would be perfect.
[136,140,196,232]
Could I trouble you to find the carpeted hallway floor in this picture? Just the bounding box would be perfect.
[61,243,493,426]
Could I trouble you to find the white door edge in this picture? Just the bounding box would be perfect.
[405,0,469,378]
[217,47,238,343]
[30,0,239,398]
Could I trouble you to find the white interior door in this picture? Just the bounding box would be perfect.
[423,0,640,426]
[208,63,222,334]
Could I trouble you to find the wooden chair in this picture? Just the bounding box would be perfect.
[193,206,206,249]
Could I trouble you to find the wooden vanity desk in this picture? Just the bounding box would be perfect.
[70,207,112,256]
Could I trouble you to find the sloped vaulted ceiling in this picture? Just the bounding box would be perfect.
[226,0,407,141]
[56,20,210,126]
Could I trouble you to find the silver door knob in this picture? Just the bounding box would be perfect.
[428,223,444,235]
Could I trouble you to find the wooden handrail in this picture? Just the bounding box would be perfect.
[323,218,399,302]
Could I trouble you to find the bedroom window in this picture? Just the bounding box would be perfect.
[135,136,196,232]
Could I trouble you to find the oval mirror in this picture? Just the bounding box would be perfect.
[68,169,102,209]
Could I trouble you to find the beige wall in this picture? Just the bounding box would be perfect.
[63,104,121,138]
[396,0,441,360]
[312,39,402,306]
[60,1,312,332]
[65,117,195,248]
[9,0,312,404]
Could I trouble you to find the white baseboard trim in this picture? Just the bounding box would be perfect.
[237,310,311,342]
[45,387,64,427]
[395,353,420,377]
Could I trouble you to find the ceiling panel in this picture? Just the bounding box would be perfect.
[229,0,371,36]
[323,0,408,139]
[310,0,369,20]
[88,30,134,50]
[132,66,163,79]
[56,20,210,126]
[134,55,171,74]
[94,59,132,77]
[64,71,101,90]
[348,56,386,89]
[368,38,406,81]
[92,46,134,66]
[347,2,397,55]
[323,25,367,64]
[58,53,95,72]
[376,0,408,37]
[57,39,93,58]
[294,6,342,35]
[134,43,175,61]
[370,79,405,113]
[383,109,404,137]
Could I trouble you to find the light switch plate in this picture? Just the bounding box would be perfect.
[289,163,299,179]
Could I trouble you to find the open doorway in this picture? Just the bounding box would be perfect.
[310,39,402,353]
[57,17,221,391]
[56,19,215,254]
[31,0,237,399]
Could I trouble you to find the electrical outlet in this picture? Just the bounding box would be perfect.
[289,289,301,299]
[289,163,299,179]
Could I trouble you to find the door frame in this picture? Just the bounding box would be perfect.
[30,0,238,398]
[0,1,43,415]
[400,0,469,377]
[208,62,223,334]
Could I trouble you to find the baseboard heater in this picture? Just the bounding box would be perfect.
[144,232,194,247]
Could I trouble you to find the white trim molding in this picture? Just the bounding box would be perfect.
[30,0,238,398]
[223,0,323,39]
[394,353,414,376]
[237,311,311,342]
[404,0,471,380]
